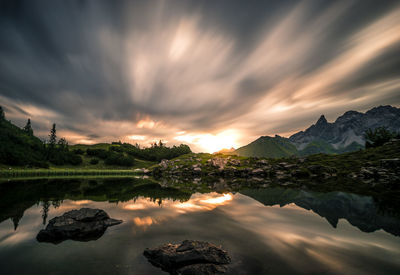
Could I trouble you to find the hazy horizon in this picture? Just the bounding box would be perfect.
[1,0,400,152]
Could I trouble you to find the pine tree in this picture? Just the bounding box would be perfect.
[49,123,57,148]
[23,118,33,136]
[0,106,4,120]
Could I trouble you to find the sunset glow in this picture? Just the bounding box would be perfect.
[174,130,238,153]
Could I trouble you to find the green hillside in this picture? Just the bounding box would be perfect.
[298,140,337,156]
[0,117,47,167]
[234,135,298,158]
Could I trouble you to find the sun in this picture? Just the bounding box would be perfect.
[174,130,238,153]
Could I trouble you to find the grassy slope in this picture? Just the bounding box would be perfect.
[68,144,157,169]
[0,142,156,172]
[235,136,298,158]
[304,141,399,175]
[0,119,46,166]
[299,140,337,156]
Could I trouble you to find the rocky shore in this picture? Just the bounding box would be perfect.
[151,140,400,192]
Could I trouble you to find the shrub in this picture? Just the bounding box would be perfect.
[49,150,82,165]
[73,149,84,155]
[68,153,83,165]
[105,152,135,166]
[90,158,99,165]
[86,149,110,159]
[110,145,123,152]
[32,160,50,168]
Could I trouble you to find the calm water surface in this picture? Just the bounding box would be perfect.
[0,177,399,274]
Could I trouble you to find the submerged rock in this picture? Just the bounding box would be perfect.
[36,208,122,244]
[143,240,231,274]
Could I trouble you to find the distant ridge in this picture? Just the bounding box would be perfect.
[235,105,400,158]
[214,147,236,154]
[235,135,298,158]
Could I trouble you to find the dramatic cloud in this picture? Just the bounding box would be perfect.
[0,0,399,152]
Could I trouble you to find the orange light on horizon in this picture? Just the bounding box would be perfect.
[174,130,239,153]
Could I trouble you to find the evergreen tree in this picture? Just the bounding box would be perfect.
[23,118,33,136]
[49,123,57,148]
[0,106,4,120]
[57,137,68,151]
[364,127,396,148]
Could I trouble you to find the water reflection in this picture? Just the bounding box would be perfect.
[240,188,400,236]
[0,177,192,231]
[0,178,400,274]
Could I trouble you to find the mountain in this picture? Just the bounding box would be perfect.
[234,135,298,158]
[235,105,400,158]
[290,105,400,151]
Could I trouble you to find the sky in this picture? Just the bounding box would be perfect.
[0,0,400,152]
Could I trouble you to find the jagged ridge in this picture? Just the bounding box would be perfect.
[235,105,400,158]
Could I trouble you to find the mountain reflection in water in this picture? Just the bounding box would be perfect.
[0,177,399,275]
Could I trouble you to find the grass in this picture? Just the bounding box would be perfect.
[0,168,142,178]
[46,154,155,170]
[0,147,157,177]
[70,143,112,150]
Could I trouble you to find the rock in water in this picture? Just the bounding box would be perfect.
[36,208,122,244]
[143,240,231,274]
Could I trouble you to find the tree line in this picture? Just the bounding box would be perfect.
[75,141,191,165]
[0,106,191,167]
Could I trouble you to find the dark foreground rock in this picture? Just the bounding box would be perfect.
[143,240,231,274]
[36,208,122,244]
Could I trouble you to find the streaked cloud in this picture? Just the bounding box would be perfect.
[0,0,399,152]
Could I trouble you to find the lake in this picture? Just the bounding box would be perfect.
[0,177,399,274]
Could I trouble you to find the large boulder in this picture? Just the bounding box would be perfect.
[380,158,400,169]
[36,208,122,244]
[160,159,170,169]
[143,240,231,274]
[208,158,228,170]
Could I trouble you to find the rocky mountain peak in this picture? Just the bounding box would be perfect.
[366,105,399,115]
[335,110,362,124]
[316,115,328,125]
[289,105,400,151]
